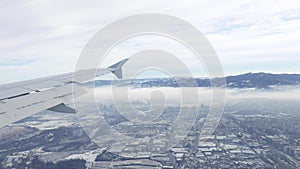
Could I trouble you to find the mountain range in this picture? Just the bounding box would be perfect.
[92,72,300,89]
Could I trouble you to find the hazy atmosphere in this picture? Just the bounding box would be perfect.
[1,1,300,169]
[1,0,300,83]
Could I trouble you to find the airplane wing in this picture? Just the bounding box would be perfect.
[0,58,128,128]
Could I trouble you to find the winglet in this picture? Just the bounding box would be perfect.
[108,58,129,79]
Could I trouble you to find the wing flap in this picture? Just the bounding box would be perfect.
[47,103,76,114]
[0,84,86,128]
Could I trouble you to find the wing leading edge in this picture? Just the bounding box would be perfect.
[0,58,128,128]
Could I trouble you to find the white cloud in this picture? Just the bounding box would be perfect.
[0,0,300,84]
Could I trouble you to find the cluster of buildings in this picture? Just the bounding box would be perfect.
[90,103,300,168]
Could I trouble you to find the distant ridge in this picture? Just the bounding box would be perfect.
[91,72,300,89]
[221,72,300,88]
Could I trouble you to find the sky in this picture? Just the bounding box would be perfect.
[0,0,300,84]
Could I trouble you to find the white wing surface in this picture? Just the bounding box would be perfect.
[0,58,128,128]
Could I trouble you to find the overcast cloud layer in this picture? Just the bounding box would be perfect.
[1,0,300,84]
